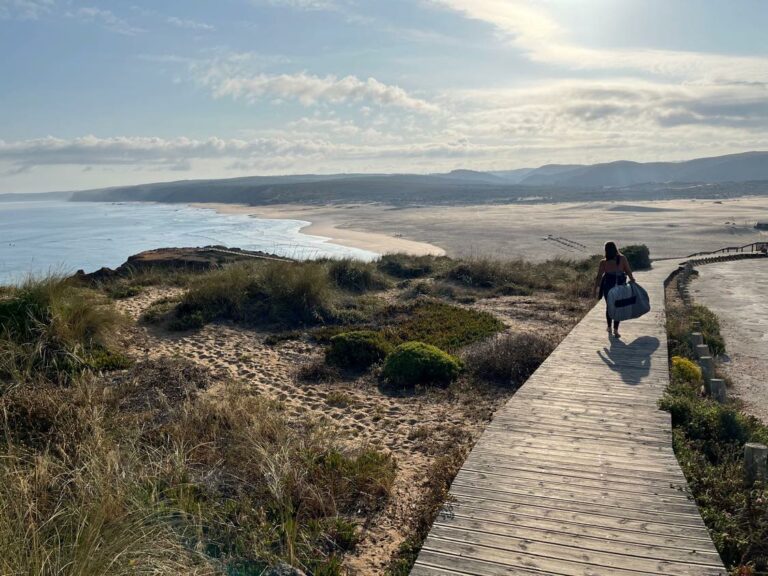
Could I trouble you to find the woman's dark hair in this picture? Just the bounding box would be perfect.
[604,241,618,260]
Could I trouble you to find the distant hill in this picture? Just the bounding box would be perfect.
[517,151,768,188]
[0,191,72,202]
[66,151,768,206]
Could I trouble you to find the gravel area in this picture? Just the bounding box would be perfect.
[691,259,768,422]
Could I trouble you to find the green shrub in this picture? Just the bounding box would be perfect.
[620,244,651,270]
[671,356,702,384]
[327,259,388,292]
[382,342,462,387]
[391,301,503,351]
[326,331,393,369]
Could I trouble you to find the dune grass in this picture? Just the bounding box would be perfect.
[0,275,129,385]
[325,258,389,292]
[171,260,339,330]
[0,359,397,575]
[462,332,556,388]
[444,255,599,298]
[163,253,597,332]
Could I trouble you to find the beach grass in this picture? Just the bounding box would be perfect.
[0,275,128,385]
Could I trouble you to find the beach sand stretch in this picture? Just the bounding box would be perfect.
[691,259,768,422]
[194,198,768,262]
[191,203,446,257]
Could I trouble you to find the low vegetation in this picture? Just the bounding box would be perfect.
[462,332,556,387]
[443,255,599,298]
[377,254,449,279]
[173,261,338,329]
[668,302,727,358]
[326,330,393,370]
[385,444,469,575]
[1,250,600,574]
[620,244,651,270]
[388,300,504,352]
[382,342,462,388]
[0,276,129,385]
[0,359,396,574]
[664,271,768,574]
[326,258,389,292]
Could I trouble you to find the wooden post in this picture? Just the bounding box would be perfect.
[709,379,726,403]
[699,356,714,391]
[690,332,704,349]
[695,344,710,359]
[744,443,768,484]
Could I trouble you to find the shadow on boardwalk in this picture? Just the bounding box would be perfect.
[597,335,660,385]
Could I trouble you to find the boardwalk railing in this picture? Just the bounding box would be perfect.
[411,264,726,576]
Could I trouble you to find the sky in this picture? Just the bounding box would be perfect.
[1,0,767,193]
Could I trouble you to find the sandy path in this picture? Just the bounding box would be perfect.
[114,287,528,574]
[690,259,768,422]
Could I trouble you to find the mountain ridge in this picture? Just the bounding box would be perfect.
[5,151,766,205]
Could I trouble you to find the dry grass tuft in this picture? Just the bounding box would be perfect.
[462,332,557,387]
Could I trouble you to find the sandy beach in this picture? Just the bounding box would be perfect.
[691,259,768,422]
[193,198,768,262]
[191,203,446,257]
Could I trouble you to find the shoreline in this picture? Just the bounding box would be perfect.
[189,202,446,257]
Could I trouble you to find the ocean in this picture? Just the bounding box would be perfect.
[0,200,377,285]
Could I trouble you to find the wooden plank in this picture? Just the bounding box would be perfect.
[449,481,702,516]
[447,505,716,547]
[420,537,724,576]
[455,468,693,501]
[459,461,688,491]
[465,452,688,484]
[448,499,713,539]
[431,519,723,565]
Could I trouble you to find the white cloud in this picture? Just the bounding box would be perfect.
[0,0,53,20]
[75,7,142,36]
[258,0,339,11]
[166,16,215,31]
[208,71,440,113]
[0,135,338,171]
[432,0,768,84]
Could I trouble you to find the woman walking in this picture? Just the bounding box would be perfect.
[594,241,635,338]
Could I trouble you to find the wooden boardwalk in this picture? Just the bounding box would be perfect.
[412,265,726,576]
